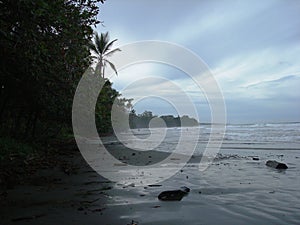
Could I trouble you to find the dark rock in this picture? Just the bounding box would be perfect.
[148,184,162,187]
[266,160,288,169]
[158,187,190,201]
[127,220,138,225]
[158,190,186,201]
[252,157,259,161]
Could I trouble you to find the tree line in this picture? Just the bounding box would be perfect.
[129,110,199,129]
[0,0,129,144]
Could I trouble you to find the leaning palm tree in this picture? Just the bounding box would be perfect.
[89,31,121,78]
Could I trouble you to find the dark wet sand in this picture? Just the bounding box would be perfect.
[1,140,299,225]
[0,143,176,225]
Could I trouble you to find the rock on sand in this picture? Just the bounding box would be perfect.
[158,186,190,201]
[266,160,288,169]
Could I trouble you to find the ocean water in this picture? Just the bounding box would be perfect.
[103,122,300,224]
[124,122,300,155]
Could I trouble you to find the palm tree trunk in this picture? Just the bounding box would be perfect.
[99,55,104,78]
[102,64,105,78]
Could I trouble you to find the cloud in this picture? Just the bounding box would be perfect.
[98,0,300,122]
[211,45,300,100]
[167,0,274,43]
[245,75,300,100]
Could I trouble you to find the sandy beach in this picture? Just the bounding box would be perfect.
[2,1,300,224]
[1,124,300,225]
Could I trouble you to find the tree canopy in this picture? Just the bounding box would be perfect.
[90,31,121,78]
[129,110,199,129]
[0,0,122,141]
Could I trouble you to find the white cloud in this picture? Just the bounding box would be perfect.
[211,45,300,99]
[97,0,300,122]
[167,0,277,44]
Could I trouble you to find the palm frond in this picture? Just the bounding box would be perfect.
[104,59,118,75]
[90,55,97,60]
[99,32,109,54]
[95,33,104,54]
[90,31,120,78]
[103,39,118,53]
[104,48,121,57]
[88,40,99,55]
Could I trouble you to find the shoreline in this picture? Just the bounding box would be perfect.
[0,133,299,224]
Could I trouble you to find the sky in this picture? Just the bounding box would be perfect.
[95,0,300,123]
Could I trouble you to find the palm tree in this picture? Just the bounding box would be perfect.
[89,31,121,78]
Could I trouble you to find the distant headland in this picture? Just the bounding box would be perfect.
[129,110,199,129]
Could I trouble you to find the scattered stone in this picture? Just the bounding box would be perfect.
[11,214,46,222]
[158,187,190,201]
[131,153,136,156]
[77,207,84,211]
[148,184,162,187]
[91,207,106,212]
[152,205,161,208]
[252,157,259,161]
[127,220,138,225]
[158,190,188,201]
[266,160,288,169]
[126,183,135,187]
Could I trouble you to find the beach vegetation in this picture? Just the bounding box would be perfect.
[89,31,121,78]
[0,0,127,157]
[129,110,199,129]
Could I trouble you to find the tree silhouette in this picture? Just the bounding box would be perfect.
[89,31,121,78]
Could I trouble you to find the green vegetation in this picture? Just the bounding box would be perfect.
[129,110,199,129]
[0,137,37,160]
[0,0,194,161]
[0,0,128,158]
[89,31,121,78]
